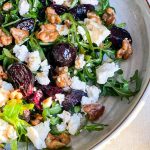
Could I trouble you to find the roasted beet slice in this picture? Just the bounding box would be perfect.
[62,90,87,110]
[69,4,95,20]
[16,19,35,31]
[27,90,43,109]
[7,63,34,97]
[109,26,132,49]
[51,43,77,67]
[37,83,63,98]
[51,4,68,15]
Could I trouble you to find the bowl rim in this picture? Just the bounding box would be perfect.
[90,1,150,149]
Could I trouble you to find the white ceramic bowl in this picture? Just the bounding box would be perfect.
[70,0,150,149]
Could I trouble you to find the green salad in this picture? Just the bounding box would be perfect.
[0,0,141,149]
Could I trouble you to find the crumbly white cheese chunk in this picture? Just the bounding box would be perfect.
[55,93,65,105]
[77,26,87,41]
[67,113,82,135]
[58,110,71,124]
[1,81,14,91]
[96,62,119,84]
[56,25,69,36]
[35,72,50,85]
[56,122,67,132]
[80,0,99,5]
[13,45,29,62]
[27,51,41,72]
[40,60,50,75]
[71,76,87,92]
[19,0,30,16]
[75,54,86,70]
[53,0,65,5]
[26,120,50,149]
[85,18,110,46]
[0,119,17,143]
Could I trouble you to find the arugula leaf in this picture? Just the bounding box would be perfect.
[102,69,142,99]
[0,99,34,140]
[83,124,107,132]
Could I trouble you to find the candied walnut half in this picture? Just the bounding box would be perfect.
[45,133,71,149]
[102,7,116,25]
[83,104,105,121]
[45,7,61,24]
[10,28,29,44]
[9,89,23,100]
[116,38,133,60]
[30,113,43,126]
[0,65,7,79]
[87,12,102,25]
[0,29,12,47]
[36,24,59,43]
[3,2,13,11]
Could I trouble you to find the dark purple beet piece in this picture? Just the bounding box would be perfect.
[7,63,34,97]
[51,4,68,15]
[16,19,35,31]
[69,4,95,20]
[62,90,87,110]
[109,26,132,49]
[52,43,77,67]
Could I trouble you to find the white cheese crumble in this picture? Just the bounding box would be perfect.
[26,120,50,149]
[13,45,29,62]
[71,76,87,92]
[56,122,67,132]
[35,72,50,85]
[75,54,86,70]
[27,51,41,72]
[1,81,14,91]
[55,93,65,105]
[0,89,10,107]
[56,25,69,36]
[80,0,99,5]
[77,26,87,41]
[40,60,50,75]
[67,113,82,135]
[85,18,110,46]
[19,0,30,16]
[96,62,119,84]
[58,111,71,124]
[53,0,65,5]
[0,119,17,143]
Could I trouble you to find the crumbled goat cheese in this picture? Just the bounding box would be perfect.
[80,0,99,5]
[56,25,69,36]
[81,96,93,105]
[86,85,101,101]
[58,111,71,124]
[85,18,110,46]
[27,51,41,72]
[40,60,50,75]
[75,54,86,69]
[77,26,87,41]
[35,72,50,85]
[53,0,65,5]
[67,113,82,135]
[19,0,30,16]
[42,97,53,108]
[71,76,87,92]
[13,45,29,62]
[0,119,17,143]
[55,93,65,105]
[1,81,14,91]
[56,122,67,132]
[0,89,10,107]
[96,62,119,84]
[27,120,50,149]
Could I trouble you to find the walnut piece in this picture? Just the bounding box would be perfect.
[36,24,59,43]
[87,12,102,25]
[30,113,43,126]
[83,104,105,121]
[3,2,13,11]
[45,133,71,149]
[0,29,12,47]
[116,38,133,60]
[0,65,7,79]
[9,89,23,100]
[45,7,61,24]
[56,67,71,88]
[102,7,116,25]
[10,28,29,44]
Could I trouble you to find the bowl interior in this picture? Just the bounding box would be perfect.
[71,0,150,149]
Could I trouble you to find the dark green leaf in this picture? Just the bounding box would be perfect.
[83,124,107,132]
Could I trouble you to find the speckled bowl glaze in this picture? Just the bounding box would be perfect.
[70,0,150,149]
